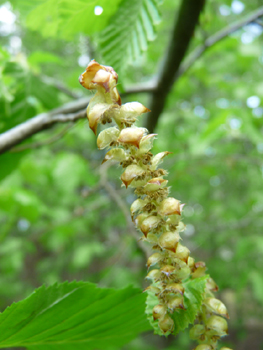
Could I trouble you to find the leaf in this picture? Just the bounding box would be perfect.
[0,281,151,349]
[25,0,123,39]
[190,111,228,155]
[172,276,207,335]
[250,270,263,305]
[0,186,44,222]
[98,0,162,72]
[0,152,25,182]
[145,276,207,336]
[1,60,61,132]
[72,242,106,268]
[28,51,63,67]
[52,153,92,194]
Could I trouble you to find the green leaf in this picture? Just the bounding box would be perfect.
[98,0,162,72]
[250,270,263,305]
[0,186,44,221]
[145,276,207,336]
[0,281,151,349]
[28,51,63,67]
[0,152,25,182]
[25,0,123,39]
[172,276,207,335]
[72,242,106,268]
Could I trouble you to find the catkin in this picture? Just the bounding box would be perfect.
[79,60,232,350]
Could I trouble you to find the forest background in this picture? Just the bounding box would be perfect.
[0,0,263,349]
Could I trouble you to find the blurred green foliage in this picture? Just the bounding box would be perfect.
[0,0,263,349]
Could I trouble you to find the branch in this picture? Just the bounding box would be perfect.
[0,109,87,155]
[10,123,74,152]
[146,4,263,132]
[145,0,206,132]
[0,83,156,155]
[255,19,263,27]
[177,6,263,78]
[41,75,82,99]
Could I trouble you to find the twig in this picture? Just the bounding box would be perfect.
[255,18,263,27]
[146,4,263,133]
[145,0,206,132]
[0,109,87,155]
[10,123,74,152]
[177,6,263,79]
[41,75,82,99]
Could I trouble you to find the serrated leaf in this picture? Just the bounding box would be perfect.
[145,287,160,335]
[0,281,151,349]
[99,0,162,72]
[145,276,207,336]
[172,276,207,335]
[25,0,123,39]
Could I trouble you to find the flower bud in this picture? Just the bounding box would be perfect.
[192,261,207,278]
[164,283,185,295]
[195,261,206,268]
[97,127,120,149]
[147,252,163,268]
[158,314,174,334]
[121,102,150,116]
[145,269,161,281]
[187,256,195,268]
[79,61,121,104]
[143,285,161,295]
[91,69,112,92]
[121,164,145,188]
[118,102,150,124]
[158,231,180,252]
[189,324,206,340]
[206,277,219,292]
[117,127,146,148]
[144,177,168,192]
[130,199,145,219]
[194,345,213,350]
[129,178,148,189]
[79,60,105,90]
[138,134,157,154]
[150,151,172,170]
[176,266,191,280]
[160,265,176,277]
[220,348,233,350]
[167,295,185,311]
[134,213,148,226]
[110,86,121,105]
[175,243,190,263]
[205,298,229,319]
[166,215,181,226]
[152,304,167,320]
[140,216,161,237]
[168,255,187,268]
[145,233,158,244]
[102,148,127,164]
[158,198,181,216]
[87,103,111,135]
[176,221,186,232]
[206,315,228,336]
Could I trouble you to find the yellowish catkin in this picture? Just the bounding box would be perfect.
[79,60,232,350]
